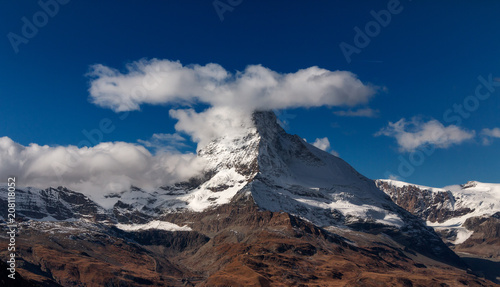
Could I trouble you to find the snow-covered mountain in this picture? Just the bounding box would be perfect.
[376,179,500,258]
[3,111,496,285]
[187,111,407,228]
[1,111,456,259]
[2,112,418,229]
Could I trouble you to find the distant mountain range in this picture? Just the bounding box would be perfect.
[376,179,500,259]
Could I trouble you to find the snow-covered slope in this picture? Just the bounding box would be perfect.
[442,181,500,223]
[245,112,405,227]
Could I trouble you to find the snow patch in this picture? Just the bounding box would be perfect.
[115,220,192,232]
[180,168,248,212]
[453,227,474,245]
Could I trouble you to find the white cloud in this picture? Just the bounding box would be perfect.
[312,137,331,151]
[169,106,254,148]
[88,59,377,113]
[376,118,475,152]
[87,59,377,149]
[0,136,206,204]
[312,137,339,156]
[480,127,500,145]
[333,107,379,117]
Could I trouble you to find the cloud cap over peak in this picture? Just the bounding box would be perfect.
[87,59,378,150]
[87,59,377,113]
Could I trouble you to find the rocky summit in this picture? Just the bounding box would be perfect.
[0,111,498,286]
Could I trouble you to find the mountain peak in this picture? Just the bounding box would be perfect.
[252,110,278,124]
[196,110,284,174]
[193,110,405,228]
[252,110,282,135]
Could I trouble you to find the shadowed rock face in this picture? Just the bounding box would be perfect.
[1,111,497,286]
[112,228,210,253]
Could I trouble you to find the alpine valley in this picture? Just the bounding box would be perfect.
[1,111,498,286]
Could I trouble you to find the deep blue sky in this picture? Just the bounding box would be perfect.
[1,0,499,187]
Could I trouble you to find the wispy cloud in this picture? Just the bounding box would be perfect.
[480,127,500,145]
[387,174,401,181]
[333,107,379,118]
[138,133,189,151]
[376,117,475,152]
